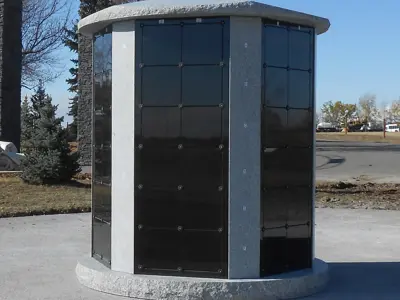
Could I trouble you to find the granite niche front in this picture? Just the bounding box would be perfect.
[77,1,331,298]
[91,16,317,279]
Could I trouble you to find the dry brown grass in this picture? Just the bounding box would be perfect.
[316,132,400,144]
[0,176,91,218]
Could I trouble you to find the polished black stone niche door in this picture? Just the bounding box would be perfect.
[134,17,230,278]
[92,27,113,267]
[260,20,315,277]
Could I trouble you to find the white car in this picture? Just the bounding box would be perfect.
[385,124,400,132]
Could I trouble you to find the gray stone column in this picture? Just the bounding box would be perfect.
[111,21,135,274]
[312,34,317,264]
[228,16,262,279]
[0,0,22,150]
[78,35,93,168]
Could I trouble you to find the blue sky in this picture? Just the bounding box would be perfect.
[40,0,400,124]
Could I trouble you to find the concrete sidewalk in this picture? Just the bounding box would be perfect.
[0,208,400,299]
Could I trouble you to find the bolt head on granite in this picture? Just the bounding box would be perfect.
[78,0,330,36]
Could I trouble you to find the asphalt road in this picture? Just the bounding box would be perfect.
[316,140,400,183]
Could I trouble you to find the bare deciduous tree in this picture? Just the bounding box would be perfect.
[22,0,72,89]
[357,93,379,123]
[390,100,400,121]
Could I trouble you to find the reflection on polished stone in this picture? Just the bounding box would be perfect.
[261,20,315,276]
[134,17,230,278]
[92,26,113,267]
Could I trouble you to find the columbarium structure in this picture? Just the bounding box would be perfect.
[76,1,330,299]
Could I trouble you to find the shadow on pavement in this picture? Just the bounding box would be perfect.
[316,155,346,170]
[306,262,400,299]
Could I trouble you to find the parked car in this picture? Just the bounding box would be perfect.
[385,124,400,132]
[316,122,337,132]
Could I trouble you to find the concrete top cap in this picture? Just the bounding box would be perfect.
[78,0,330,36]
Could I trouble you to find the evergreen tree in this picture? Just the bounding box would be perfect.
[30,81,47,121]
[20,95,81,185]
[63,1,117,140]
[21,96,34,152]
[63,0,136,141]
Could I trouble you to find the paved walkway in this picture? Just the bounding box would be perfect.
[0,208,400,300]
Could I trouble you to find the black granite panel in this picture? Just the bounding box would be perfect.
[261,20,315,276]
[92,29,112,267]
[135,17,229,278]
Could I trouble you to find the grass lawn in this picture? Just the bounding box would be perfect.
[0,175,91,218]
[316,132,400,144]
[1,173,399,218]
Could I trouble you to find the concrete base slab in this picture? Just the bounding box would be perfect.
[76,257,329,299]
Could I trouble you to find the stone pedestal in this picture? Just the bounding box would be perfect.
[77,1,330,299]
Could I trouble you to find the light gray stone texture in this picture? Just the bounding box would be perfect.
[228,16,261,280]
[77,34,93,167]
[76,256,329,300]
[78,0,330,37]
[111,21,136,274]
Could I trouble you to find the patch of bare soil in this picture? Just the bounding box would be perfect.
[316,181,400,210]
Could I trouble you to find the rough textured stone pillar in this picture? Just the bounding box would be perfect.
[228,16,262,279]
[78,35,93,168]
[0,0,22,150]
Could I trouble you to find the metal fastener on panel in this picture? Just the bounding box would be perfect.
[178,62,184,68]
[243,169,247,174]
[196,18,202,23]
[244,81,248,87]
[243,205,247,211]
[139,63,144,68]
[159,19,164,24]
[138,144,143,150]
[244,123,248,128]
[178,144,183,150]
[138,184,143,190]
[139,104,143,109]
[178,103,183,109]
[218,228,223,233]
[177,226,183,232]
[218,269,223,273]
[177,267,183,272]
[219,61,224,67]
[219,103,224,108]
[244,42,248,48]
[138,264,143,270]
[218,186,223,191]
[219,144,224,150]
[242,245,247,251]
[138,224,143,230]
